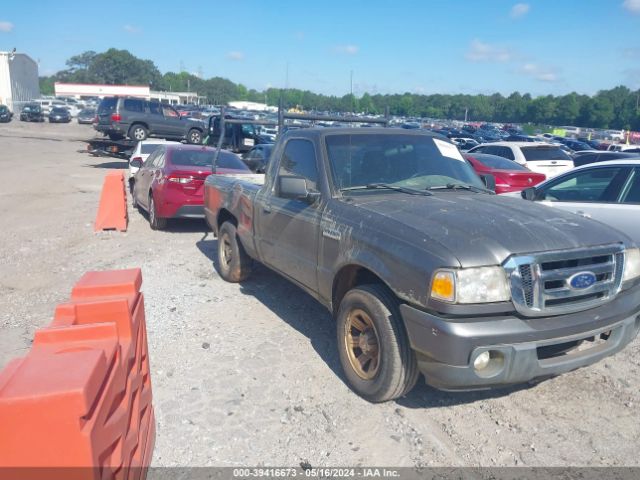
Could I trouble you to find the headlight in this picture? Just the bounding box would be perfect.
[430,266,511,304]
[623,248,640,283]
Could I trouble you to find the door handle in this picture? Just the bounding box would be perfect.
[262,205,272,214]
[576,211,591,218]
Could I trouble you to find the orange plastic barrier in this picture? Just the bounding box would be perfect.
[95,171,128,232]
[0,269,154,480]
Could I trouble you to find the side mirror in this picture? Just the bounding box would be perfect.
[279,176,320,203]
[130,159,143,169]
[479,174,496,192]
[521,187,537,201]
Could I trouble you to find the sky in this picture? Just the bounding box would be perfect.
[1,0,639,97]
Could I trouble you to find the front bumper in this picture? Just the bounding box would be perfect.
[401,283,640,391]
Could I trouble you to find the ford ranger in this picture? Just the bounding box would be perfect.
[203,128,640,402]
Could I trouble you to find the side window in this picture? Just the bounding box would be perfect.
[162,105,178,117]
[142,151,158,168]
[621,169,640,204]
[541,167,625,203]
[483,146,498,156]
[149,102,162,115]
[501,147,515,160]
[152,151,165,168]
[123,99,144,112]
[278,139,319,193]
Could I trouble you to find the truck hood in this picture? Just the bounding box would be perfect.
[349,192,631,267]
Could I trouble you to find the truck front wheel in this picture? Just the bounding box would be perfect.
[217,222,252,282]
[337,284,419,402]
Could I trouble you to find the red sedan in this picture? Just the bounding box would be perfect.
[131,144,251,229]
[463,152,546,194]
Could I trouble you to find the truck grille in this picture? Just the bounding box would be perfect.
[503,244,625,317]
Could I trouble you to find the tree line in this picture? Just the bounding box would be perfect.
[40,49,640,130]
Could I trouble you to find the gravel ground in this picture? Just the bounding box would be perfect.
[0,121,639,468]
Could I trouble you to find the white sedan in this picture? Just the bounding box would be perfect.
[128,139,180,190]
[517,159,640,242]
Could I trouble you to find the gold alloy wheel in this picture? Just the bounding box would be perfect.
[344,308,380,380]
[220,234,232,267]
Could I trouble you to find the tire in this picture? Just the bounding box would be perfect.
[187,129,203,144]
[148,194,167,230]
[217,221,252,282]
[130,180,138,207]
[129,124,148,141]
[336,284,419,403]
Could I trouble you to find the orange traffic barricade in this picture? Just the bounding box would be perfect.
[95,171,128,232]
[0,269,154,480]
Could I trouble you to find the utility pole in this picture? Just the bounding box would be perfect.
[350,70,354,114]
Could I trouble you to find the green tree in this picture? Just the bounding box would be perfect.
[88,49,163,86]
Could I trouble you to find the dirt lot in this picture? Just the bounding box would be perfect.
[1,120,639,467]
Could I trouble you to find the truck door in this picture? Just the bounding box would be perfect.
[255,138,322,291]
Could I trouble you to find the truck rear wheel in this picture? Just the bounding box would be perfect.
[336,284,419,402]
[217,222,252,282]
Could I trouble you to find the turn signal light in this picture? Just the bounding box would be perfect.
[431,271,455,302]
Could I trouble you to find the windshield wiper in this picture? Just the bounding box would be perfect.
[342,183,432,196]
[427,183,494,194]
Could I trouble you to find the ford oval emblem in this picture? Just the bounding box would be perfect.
[568,271,597,290]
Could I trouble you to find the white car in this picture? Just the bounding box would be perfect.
[128,139,180,190]
[518,159,640,242]
[607,144,638,152]
[468,141,574,179]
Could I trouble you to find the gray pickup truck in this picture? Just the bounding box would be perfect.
[204,128,640,402]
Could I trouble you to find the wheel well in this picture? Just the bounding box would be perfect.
[332,265,387,314]
[130,122,148,132]
[217,209,237,229]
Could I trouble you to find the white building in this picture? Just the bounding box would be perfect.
[0,51,40,112]
[54,83,205,105]
[149,91,205,105]
[228,101,277,112]
[54,82,150,99]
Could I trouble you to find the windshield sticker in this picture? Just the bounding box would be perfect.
[433,138,464,162]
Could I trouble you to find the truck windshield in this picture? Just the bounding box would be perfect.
[325,133,485,191]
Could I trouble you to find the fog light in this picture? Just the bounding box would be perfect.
[474,351,491,371]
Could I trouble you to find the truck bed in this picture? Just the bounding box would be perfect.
[203,173,265,236]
